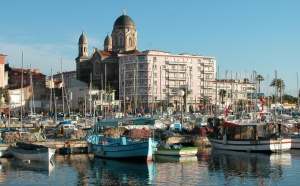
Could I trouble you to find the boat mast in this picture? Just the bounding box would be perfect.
[89,72,92,117]
[52,69,57,123]
[274,70,278,122]
[49,69,52,119]
[20,51,23,129]
[123,67,125,116]
[105,64,107,119]
[61,58,65,119]
[297,72,299,110]
[30,65,33,115]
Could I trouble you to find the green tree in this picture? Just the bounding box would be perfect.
[256,74,264,93]
[270,78,285,102]
[106,84,115,111]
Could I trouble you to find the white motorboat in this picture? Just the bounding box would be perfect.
[207,121,291,152]
[9,142,56,162]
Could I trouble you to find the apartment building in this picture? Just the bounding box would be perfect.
[118,50,217,113]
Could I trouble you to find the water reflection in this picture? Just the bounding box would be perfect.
[155,155,198,163]
[92,157,156,185]
[0,149,298,185]
[209,149,291,184]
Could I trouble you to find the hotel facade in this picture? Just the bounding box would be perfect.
[118,50,217,113]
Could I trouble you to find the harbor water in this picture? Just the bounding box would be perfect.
[0,147,299,185]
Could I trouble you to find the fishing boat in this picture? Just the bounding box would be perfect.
[206,121,291,152]
[9,142,56,161]
[87,117,157,161]
[155,144,198,156]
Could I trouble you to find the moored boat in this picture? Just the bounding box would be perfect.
[289,133,300,149]
[155,154,198,163]
[155,145,198,156]
[9,142,56,161]
[207,121,291,152]
[87,117,157,161]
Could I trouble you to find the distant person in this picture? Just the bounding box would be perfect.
[39,125,46,139]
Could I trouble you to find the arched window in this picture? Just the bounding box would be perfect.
[119,37,123,45]
[129,37,132,46]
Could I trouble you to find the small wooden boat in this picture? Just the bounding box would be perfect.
[155,145,198,156]
[155,154,198,163]
[9,142,56,162]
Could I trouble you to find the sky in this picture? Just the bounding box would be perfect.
[0,0,300,97]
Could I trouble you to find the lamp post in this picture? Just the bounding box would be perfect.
[126,96,129,116]
[178,89,185,125]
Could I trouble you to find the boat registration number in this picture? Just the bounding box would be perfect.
[250,141,260,144]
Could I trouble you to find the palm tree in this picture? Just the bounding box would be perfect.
[218,89,226,107]
[270,78,285,102]
[243,78,250,83]
[106,84,115,112]
[257,74,264,93]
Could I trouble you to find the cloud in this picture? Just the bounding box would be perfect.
[0,39,77,76]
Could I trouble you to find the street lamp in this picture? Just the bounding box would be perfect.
[178,89,185,125]
[126,96,129,115]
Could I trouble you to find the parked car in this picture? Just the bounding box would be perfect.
[57,112,65,118]
[28,113,42,118]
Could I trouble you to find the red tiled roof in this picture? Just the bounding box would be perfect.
[99,50,117,56]
[121,49,142,54]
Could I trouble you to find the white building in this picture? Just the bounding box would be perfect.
[118,50,217,113]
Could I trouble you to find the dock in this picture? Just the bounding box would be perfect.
[0,139,89,155]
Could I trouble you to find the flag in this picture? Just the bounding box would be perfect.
[226,104,232,117]
[259,97,266,117]
[259,97,265,111]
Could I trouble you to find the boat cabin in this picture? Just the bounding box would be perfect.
[169,123,182,131]
[223,122,278,140]
[94,117,157,135]
[54,120,78,137]
[194,115,213,126]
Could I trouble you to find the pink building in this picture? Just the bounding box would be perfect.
[0,54,7,88]
[118,50,216,113]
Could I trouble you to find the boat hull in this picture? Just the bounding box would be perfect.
[155,147,198,156]
[208,137,291,152]
[10,147,56,161]
[291,136,300,149]
[155,154,198,162]
[88,136,155,161]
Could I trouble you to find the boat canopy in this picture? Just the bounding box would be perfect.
[223,121,274,127]
[96,117,157,127]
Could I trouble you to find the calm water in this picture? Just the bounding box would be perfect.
[0,148,299,186]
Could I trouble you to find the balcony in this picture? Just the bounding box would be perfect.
[165,61,187,65]
[204,85,214,89]
[204,77,214,81]
[139,67,151,71]
[166,69,186,73]
[138,75,152,79]
[204,70,215,73]
[167,77,186,81]
[204,62,214,66]
[166,84,178,88]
